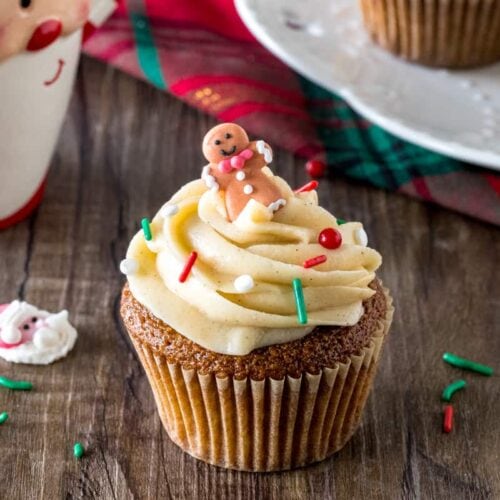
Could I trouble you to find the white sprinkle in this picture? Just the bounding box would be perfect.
[236,171,246,181]
[243,184,254,195]
[234,275,254,293]
[120,258,139,276]
[161,204,179,217]
[354,228,368,247]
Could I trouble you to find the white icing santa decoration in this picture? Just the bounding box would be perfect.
[0,301,77,365]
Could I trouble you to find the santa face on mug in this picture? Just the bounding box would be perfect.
[0,1,87,227]
[0,0,89,63]
[0,0,115,229]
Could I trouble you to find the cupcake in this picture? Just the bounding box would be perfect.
[359,0,500,68]
[120,123,394,471]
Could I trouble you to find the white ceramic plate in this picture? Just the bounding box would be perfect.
[236,0,500,171]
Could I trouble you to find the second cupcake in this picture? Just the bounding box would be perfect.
[359,0,500,68]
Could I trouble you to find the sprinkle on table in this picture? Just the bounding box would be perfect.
[179,251,198,283]
[0,376,33,391]
[73,442,85,459]
[443,404,454,433]
[294,180,319,194]
[336,218,347,225]
[441,379,467,402]
[141,218,152,241]
[443,352,494,376]
[292,278,307,325]
[303,255,327,269]
[0,412,8,424]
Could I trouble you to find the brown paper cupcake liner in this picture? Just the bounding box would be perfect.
[130,288,394,471]
[359,0,500,68]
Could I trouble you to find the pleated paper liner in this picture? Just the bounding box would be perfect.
[130,288,393,472]
[359,0,500,68]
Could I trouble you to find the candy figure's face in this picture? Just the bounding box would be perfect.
[0,0,89,62]
[202,123,250,164]
[0,302,48,347]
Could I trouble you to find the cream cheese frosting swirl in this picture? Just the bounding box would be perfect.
[126,169,382,355]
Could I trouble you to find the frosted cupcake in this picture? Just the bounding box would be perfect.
[120,123,394,471]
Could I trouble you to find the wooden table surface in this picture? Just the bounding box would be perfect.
[0,57,498,500]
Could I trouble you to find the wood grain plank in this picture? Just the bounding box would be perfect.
[0,57,498,500]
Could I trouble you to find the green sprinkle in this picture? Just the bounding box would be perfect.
[141,218,152,241]
[336,218,347,225]
[442,379,467,402]
[443,352,494,376]
[0,376,33,391]
[73,442,85,459]
[0,412,8,424]
[292,278,307,325]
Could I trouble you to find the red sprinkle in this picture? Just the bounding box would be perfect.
[179,251,198,283]
[318,228,342,249]
[443,404,454,433]
[294,180,319,193]
[303,255,327,268]
[305,160,326,179]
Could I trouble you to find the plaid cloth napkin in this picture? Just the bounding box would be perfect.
[83,0,500,225]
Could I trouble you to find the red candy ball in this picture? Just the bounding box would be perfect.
[318,228,342,249]
[305,159,326,179]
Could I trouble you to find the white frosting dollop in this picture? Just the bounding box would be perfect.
[126,172,382,355]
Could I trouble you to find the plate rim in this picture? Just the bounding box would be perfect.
[235,0,500,171]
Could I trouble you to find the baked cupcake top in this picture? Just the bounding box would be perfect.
[0,0,90,62]
[124,124,382,356]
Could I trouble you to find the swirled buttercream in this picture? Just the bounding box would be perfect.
[126,170,382,355]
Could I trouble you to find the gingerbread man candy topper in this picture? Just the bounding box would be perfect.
[201,123,286,221]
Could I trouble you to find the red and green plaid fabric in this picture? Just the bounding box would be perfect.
[83,0,500,225]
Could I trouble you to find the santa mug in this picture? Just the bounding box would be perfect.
[0,0,115,229]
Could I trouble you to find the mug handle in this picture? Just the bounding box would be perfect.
[89,0,117,26]
[83,0,117,42]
